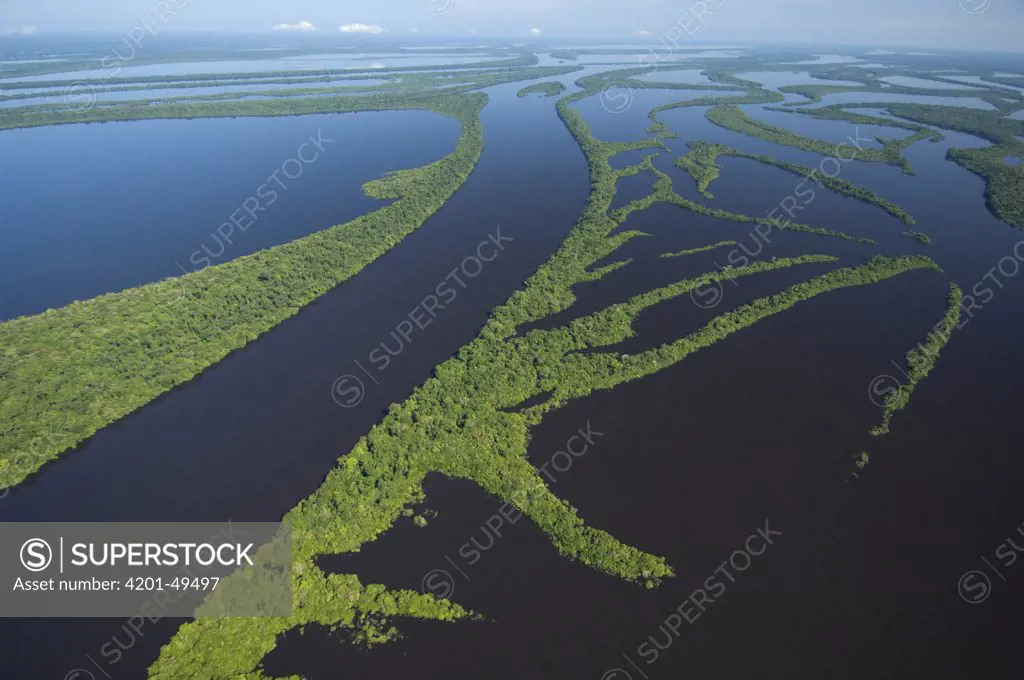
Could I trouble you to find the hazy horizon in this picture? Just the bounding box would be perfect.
[1,0,1022,53]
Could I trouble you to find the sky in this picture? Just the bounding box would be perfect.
[1,0,1023,52]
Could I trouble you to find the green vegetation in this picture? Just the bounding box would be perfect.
[777,83,872,106]
[517,81,566,98]
[662,241,737,258]
[904,231,932,244]
[987,75,1024,90]
[0,47,349,80]
[570,48,728,55]
[146,76,944,679]
[672,139,913,227]
[705,105,936,173]
[870,283,962,437]
[0,50,540,88]
[0,65,581,112]
[740,152,916,225]
[775,79,1015,109]
[0,61,581,486]
[767,103,942,137]
[0,65,580,131]
[0,62,576,117]
[758,99,1023,228]
[674,141,723,198]
[574,66,749,97]
[644,120,670,135]
[647,87,782,119]
[550,50,578,61]
[0,52,975,672]
[611,151,873,244]
[881,103,1024,146]
[873,104,1024,228]
[0,71,403,104]
[947,145,1024,228]
[148,253,940,679]
[0,92,487,490]
[854,451,870,470]
[704,69,764,89]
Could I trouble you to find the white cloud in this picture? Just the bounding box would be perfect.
[409,27,419,33]
[529,27,542,36]
[634,29,653,37]
[1,25,38,35]
[272,21,316,31]
[340,23,384,34]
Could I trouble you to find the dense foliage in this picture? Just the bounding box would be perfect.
[870,284,962,437]
[0,65,580,131]
[874,104,1024,229]
[947,146,1024,228]
[705,104,936,173]
[146,76,946,680]
[673,140,915,224]
[0,92,487,489]
[1,49,981,675]
[662,240,738,258]
[776,80,1016,111]
[0,71,401,104]
[517,81,567,98]
[619,151,873,244]
[0,50,540,88]
[674,141,723,198]
[742,152,916,224]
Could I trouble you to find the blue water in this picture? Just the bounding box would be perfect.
[0,110,458,319]
[4,54,1024,680]
[570,87,741,142]
[879,75,980,90]
[2,55,495,83]
[638,69,713,85]
[804,91,997,110]
[570,50,743,65]
[0,79,391,109]
[788,54,865,64]
[0,77,594,680]
[738,71,866,90]
[738,105,915,147]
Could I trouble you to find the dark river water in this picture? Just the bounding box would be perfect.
[0,110,458,320]
[3,74,1024,680]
